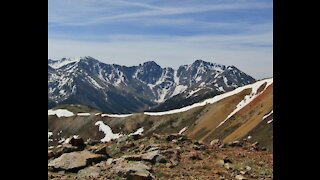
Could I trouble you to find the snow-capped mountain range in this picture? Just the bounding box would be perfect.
[48,56,255,113]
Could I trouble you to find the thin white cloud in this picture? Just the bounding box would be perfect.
[48,0,273,79]
[49,0,272,26]
[49,30,272,48]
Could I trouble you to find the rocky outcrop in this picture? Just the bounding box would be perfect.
[48,150,107,172]
[113,161,153,179]
[48,134,273,179]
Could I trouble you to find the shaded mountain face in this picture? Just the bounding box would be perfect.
[48,57,255,113]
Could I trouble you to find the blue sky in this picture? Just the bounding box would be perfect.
[48,0,273,79]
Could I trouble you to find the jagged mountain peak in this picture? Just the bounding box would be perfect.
[48,56,99,69]
[142,60,159,66]
[192,59,209,66]
[48,57,255,113]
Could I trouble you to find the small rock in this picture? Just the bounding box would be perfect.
[123,155,142,161]
[120,142,135,151]
[155,155,167,163]
[70,137,85,149]
[235,174,246,180]
[189,152,202,160]
[250,173,258,178]
[48,150,55,159]
[259,171,266,175]
[166,162,172,168]
[113,161,153,179]
[245,166,252,171]
[139,144,145,150]
[210,139,220,146]
[219,144,227,148]
[85,138,100,146]
[55,144,80,157]
[193,144,207,151]
[169,158,179,167]
[131,134,142,140]
[237,152,246,158]
[123,150,167,164]
[177,136,187,142]
[260,147,267,151]
[77,161,107,179]
[193,141,203,146]
[91,144,110,156]
[166,134,180,141]
[141,150,165,164]
[216,160,225,167]
[58,170,65,175]
[251,142,259,147]
[223,157,232,164]
[227,141,242,147]
[106,158,114,165]
[240,171,247,175]
[146,147,159,152]
[145,144,159,152]
[116,135,130,143]
[224,163,232,170]
[152,133,162,139]
[106,145,121,157]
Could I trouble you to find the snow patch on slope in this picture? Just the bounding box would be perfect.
[49,58,80,69]
[263,110,273,120]
[155,87,170,103]
[114,70,126,87]
[95,121,123,142]
[217,78,273,128]
[48,132,53,138]
[48,109,75,117]
[48,131,53,142]
[186,88,201,98]
[218,86,225,92]
[129,127,144,136]
[195,76,202,83]
[153,69,174,103]
[58,138,66,144]
[173,70,180,85]
[101,113,133,118]
[179,127,188,134]
[223,76,229,87]
[77,113,91,116]
[171,85,188,97]
[144,78,273,116]
[87,76,103,89]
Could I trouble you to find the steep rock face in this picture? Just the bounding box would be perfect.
[48,57,255,113]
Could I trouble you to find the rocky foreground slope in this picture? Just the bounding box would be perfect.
[48,133,272,179]
[48,78,273,179]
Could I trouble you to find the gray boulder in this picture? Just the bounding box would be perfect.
[48,150,107,172]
